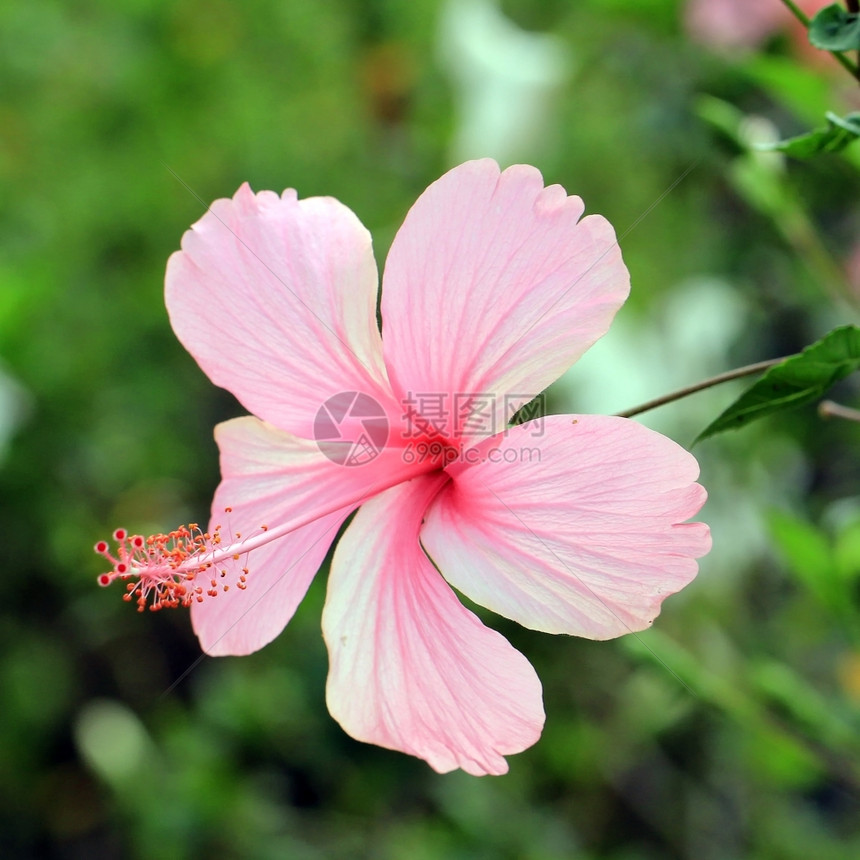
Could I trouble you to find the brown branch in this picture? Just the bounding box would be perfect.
[818,399,860,422]
[615,357,788,419]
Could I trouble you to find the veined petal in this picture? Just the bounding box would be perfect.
[192,416,431,656]
[192,511,345,658]
[421,416,710,639]
[322,475,544,775]
[166,184,395,440]
[380,159,629,440]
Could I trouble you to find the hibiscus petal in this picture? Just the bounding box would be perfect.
[192,510,345,658]
[380,159,629,439]
[322,475,544,775]
[166,184,395,440]
[421,416,711,639]
[192,416,431,656]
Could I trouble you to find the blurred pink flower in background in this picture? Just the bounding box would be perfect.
[685,0,827,52]
[99,160,710,774]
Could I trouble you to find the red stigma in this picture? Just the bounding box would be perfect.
[94,522,242,611]
[94,514,272,611]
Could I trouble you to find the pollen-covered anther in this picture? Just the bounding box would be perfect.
[94,522,250,612]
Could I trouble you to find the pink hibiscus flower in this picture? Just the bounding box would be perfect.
[96,159,710,775]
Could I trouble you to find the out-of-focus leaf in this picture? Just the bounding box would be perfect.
[767,510,838,608]
[741,55,834,125]
[695,325,860,443]
[808,4,860,52]
[834,518,860,582]
[750,660,860,760]
[758,112,860,159]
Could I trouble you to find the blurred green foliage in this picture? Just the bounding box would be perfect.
[1,0,858,858]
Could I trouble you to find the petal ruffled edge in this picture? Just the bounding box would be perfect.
[381,160,629,442]
[322,474,545,775]
[422,415,710,639]
[166,183,395,440]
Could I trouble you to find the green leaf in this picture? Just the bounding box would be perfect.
[767,510,838,608]
[695,325,860,444]
[759,112,860,158]
[834,518,860,582]
[809,4,860,52]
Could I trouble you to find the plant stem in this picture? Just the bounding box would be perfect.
[779,0,811,26]
[818,399,860,422]
[615,357,788,419]
[779,0,860,83]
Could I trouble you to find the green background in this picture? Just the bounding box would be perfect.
[1,0,858,857]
